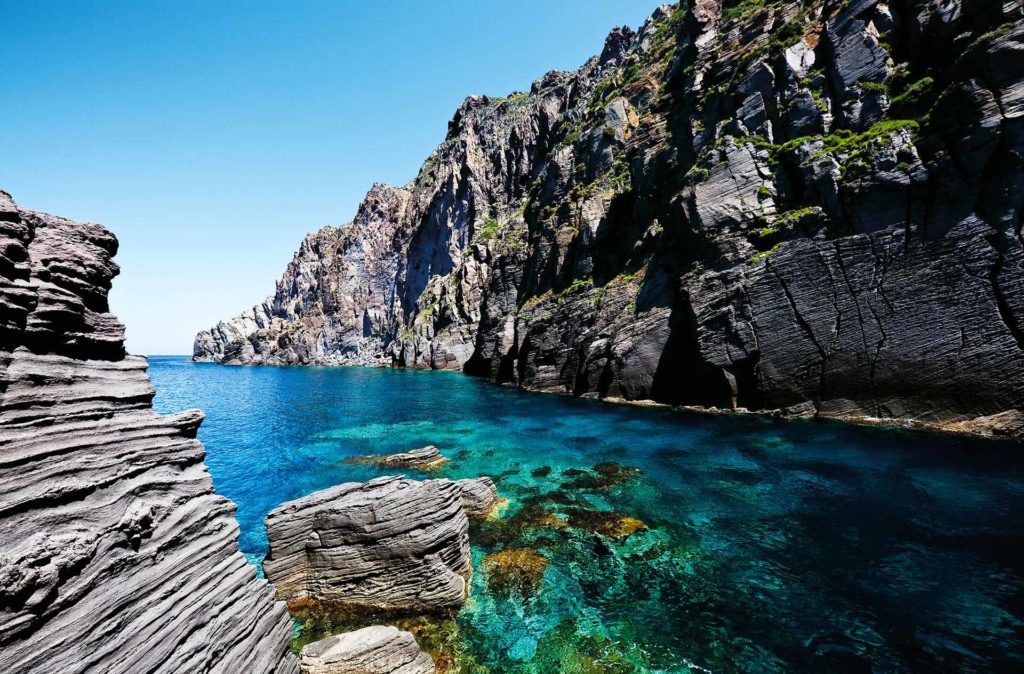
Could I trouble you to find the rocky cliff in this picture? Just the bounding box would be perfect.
[0,192,298,672]
[196,0,1024,436]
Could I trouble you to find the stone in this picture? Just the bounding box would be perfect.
[263,476,471,611]
[561,462,642,490]
[481,548,549,597]
[0,192,297,673]
[299,626,434,674]
[949,410,1024,438]
[565,508,648,538]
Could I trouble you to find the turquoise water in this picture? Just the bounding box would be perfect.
[149,356,1024,672]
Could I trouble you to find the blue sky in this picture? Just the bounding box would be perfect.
[2,1,665,355]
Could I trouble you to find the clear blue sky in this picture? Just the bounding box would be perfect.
[2,0,666,355]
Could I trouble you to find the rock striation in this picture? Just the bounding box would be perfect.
[0,192,297,672]
[263,476,472,610]
[299,626,435,674]
[195,2,1024,437]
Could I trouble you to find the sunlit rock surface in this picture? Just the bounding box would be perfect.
[380,445,447,470]
[0,191,297,673]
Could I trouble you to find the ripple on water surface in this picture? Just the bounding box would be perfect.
[149,356,1024,673]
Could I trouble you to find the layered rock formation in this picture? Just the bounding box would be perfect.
[299,626,435,674]
[196,1,1024,436]
[263,476,472,610]
[0,192,298,672]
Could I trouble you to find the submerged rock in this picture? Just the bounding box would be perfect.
[561,462,642,490]
[482,548,550,596]
[0,192,297,673]
[471,504,568,549]
[565,509,648,539]
[264,476,471,611]
[299,626,435,674]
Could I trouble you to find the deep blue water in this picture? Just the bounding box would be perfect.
[149,356,1024,673]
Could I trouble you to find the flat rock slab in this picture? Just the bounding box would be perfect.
[300,626,434,674]
[264,476,471,610]
[380,446,447,470]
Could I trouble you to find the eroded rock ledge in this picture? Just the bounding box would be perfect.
[0,191,298,673]
[195,1,1024,438]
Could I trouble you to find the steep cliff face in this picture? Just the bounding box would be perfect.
[196,1,1024,435]
[0,192,297,673]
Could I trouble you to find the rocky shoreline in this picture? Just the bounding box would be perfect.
[195,355,1024,441]
[0,188,513,672]
[0,192,298,673]
[6,0,1024,669]
[194,0,1024,440]
[0,186,655,672]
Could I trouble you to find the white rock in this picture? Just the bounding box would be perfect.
[299,626,434,674]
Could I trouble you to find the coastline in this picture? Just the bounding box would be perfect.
[182,355,1023,444]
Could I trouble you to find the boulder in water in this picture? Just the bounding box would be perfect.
[380,446,447,470]
[264,476,471,610]
[349,445,448,471]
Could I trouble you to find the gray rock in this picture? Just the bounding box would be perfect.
[825,0,892,129]
[263,476,471,610]
[0,192,297,673]
[299,626,434,674]
[784,39,815,78]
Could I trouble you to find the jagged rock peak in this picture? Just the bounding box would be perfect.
[599,26,638,67]
[0,192,298,672]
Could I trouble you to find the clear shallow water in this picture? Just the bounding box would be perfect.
[149,356,1024,673]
